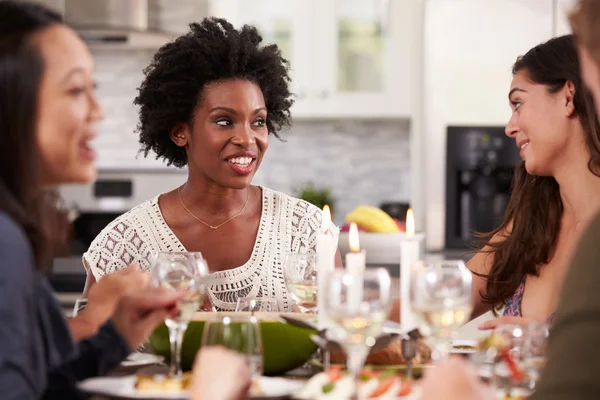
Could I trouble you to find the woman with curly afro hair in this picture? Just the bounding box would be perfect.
[82,17,342,312]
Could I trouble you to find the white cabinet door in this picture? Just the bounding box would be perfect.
[554,0,578,36]
[311,0,416,118]
[208,0,317,117]
[210,0,417,119]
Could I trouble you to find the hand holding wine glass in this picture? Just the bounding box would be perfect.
[151,251,209,377]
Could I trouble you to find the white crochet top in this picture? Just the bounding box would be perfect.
[82,186,339,312]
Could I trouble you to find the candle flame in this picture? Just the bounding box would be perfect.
[406,208,415,238]
[321,205,331,232]
[349,222,360,252]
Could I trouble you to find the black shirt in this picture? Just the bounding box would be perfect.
[0,212,130,399]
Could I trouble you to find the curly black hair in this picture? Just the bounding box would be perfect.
[134,17,294,167]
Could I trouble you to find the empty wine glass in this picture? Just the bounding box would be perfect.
[235,296,280,312]
[322,268,392,400]
[151,251,209,377]
[202,314,264,378]
[283,253,318,313]
[410,259,473,361]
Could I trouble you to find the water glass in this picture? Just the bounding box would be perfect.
[410,259,473,361]
[322,268,391,400]
[492,324,531,396]
[202,314,264,378]
[151,251,209,377]
[283,253,318,313]
[235,296,280,312]
[524,323,549,390]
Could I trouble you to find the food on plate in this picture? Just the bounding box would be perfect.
[329,338,432,366]
[452,345,476,351]
[344,205,400,233]
[134,371,192,392]
[296,366,415,399]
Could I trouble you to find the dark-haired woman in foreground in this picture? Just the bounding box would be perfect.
[83,17,342,311]
[467,34,600,330]
[0,2,251,399]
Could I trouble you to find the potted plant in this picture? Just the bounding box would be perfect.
[296,182,335,214]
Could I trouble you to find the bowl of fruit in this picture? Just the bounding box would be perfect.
[338,205,425,264]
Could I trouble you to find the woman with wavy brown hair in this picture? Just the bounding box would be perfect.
[468,34,600,330]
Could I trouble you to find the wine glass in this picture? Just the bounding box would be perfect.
[202,314,264,378]
[235,296,280,312]
[72,298,87,317]
[322,268,392,400]
[410,259,473,361]
[151,251,209,377]
[283,253,318,313]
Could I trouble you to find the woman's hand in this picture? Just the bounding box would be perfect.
[71,265,150,340]
[111,288,184,349]
[420,357,494,400]
[478,316,537,330]
[190,347,252,400]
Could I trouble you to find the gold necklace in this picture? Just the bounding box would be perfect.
[178,186,250,230]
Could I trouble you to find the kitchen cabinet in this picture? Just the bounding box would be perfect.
[209,0,417,119]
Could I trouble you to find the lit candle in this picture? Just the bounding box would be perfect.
[400,209,420,331]
[317,205,335,329]
[346,223,366,311]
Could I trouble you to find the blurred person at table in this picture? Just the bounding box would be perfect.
[422,2,600,399]
[82,17,342,312]
[0,1,230,398]
[466,34,600,331]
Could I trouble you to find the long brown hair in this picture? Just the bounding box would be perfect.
[476,35,600,312]
[0,1,69,270]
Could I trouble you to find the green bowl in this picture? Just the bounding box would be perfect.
[149,312,318,376]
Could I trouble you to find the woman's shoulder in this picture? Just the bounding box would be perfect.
[82,195,163,279]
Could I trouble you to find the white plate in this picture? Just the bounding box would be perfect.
[121,353,164,368]
[77,375,305,399]
[449,339,478,354]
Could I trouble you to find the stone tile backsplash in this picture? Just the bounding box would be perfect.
[91,50,411,224]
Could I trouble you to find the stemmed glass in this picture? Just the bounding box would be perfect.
[410,259,473,361]
[151,251,209,377]
[322,268,392,400]
[235,296,280,312]
[202,314,264,378]
[283,253,318,313]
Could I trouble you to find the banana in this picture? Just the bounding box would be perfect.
[345,205,400,233]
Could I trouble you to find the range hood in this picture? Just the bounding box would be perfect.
[57,0,177,50]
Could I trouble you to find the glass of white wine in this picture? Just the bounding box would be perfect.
[323,268,392,400]
[283,253,318,314]
[235,296,280,312]
[202,314,264,378]
[151,251,209,377]
[410,259,473,361]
